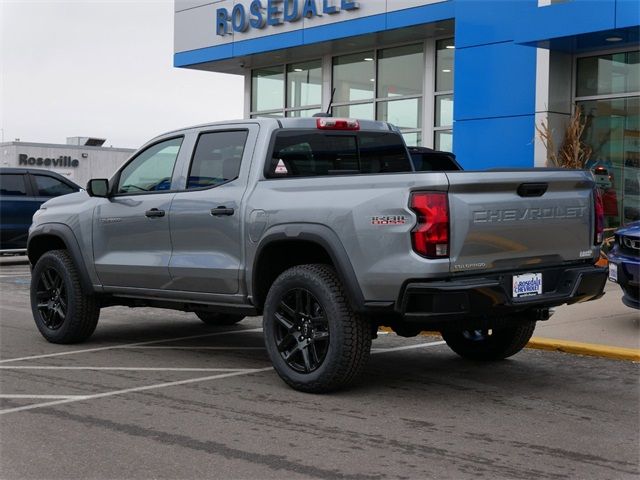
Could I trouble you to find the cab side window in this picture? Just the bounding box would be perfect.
[117,137,183,194]
[33,175,77,197]
[187,131,248,189]
[0,174,27,196]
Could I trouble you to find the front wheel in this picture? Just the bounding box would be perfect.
[30,249,100,344]
[263,264,371,393]
[441,321,536,361]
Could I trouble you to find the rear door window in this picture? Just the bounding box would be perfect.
[187,130,248,189]
[268,131,412,177]
[33,175,77,197]
[0,174,28,196]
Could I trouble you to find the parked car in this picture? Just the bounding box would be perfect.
[27,118,607,392]
[608,221,640,309]
[0,168,80,253]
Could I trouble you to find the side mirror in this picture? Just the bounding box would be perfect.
[87,179,110,198]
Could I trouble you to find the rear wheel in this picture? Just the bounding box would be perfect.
[195,312,244,326]
[263,264,371,393]
[441,321,536,361]
[30,249,100,344]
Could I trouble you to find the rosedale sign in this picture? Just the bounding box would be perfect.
[19,153,80,168]
[216,0,360,36]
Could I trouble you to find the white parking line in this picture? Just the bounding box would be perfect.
[0,367,273,415]
[372,341,446,353]
[123,346,266,350]
[0,394,89,400]
[0,327,264,364]
[0,366,254,372]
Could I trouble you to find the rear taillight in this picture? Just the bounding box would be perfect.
[316,118,360,130]
[410,192,449,258]
[594,188,604,245]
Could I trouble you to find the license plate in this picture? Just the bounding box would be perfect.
[512,273,543,298]
[609,263,618,283]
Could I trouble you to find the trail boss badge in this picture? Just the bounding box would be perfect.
[371,215,406,225]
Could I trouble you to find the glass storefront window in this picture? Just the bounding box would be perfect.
[577,48,640,227]
[402,132,422,147]
[436,38,454,92]
[579,96,640,225]
[577,51,640,97]
[333,52,375,103]
[286,108,322,118]
[435,130,453,152]
[377,98,422,130]
[287,60,322,109]
[251,67,284,112]
[435,95,453,127]
[333,103,375,120]
[377,44,424,98]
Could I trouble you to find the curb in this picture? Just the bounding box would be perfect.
[378,327,640,362]
[527,337,640,362]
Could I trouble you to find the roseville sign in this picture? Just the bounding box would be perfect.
[19,153,80,168]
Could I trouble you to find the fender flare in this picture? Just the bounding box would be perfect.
[251,223,365,311]
[27,223,95,293]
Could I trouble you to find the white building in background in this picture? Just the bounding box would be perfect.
[0,137,134,186]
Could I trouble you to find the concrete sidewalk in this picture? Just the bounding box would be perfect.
[534,280,639,352]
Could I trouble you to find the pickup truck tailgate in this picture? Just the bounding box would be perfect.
[445,170,596,274]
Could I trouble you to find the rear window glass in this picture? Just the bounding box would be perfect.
[268,131,412,177]
[0,174,27,196]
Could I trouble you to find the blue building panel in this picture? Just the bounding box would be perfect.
[453,41,537,121]
[616,0,640,29]
[453,0,536,49]
[513,0,617,45]
[453,115,536,169]
[385,1,455,30]
[302,14,387,44]
[234,29,305,57]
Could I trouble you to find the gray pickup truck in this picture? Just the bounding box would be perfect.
[27,117,607,392]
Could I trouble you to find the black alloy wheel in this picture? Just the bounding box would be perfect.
[30,249,100,344]
[35,267,68,330]
[273,288,330,373]
[263,264,371,393]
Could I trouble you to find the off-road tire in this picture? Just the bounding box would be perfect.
[263,264,371,393]
[195,312,245,326]
[441,321,536,361]
[30,249,100,344]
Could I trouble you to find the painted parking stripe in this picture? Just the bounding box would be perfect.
[0,327,264,364]
[372,341,446,353]
[0,367,273,415]
[0,366,255,372]
[0,394,89,400]
[122,346,266,350]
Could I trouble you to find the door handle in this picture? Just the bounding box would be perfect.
[210,206,235,216]
[145,208,165,218]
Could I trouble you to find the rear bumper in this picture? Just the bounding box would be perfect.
[396,264,607,323]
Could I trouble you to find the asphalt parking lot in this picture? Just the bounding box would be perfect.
[1,261,639,479]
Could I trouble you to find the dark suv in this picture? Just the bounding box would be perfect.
[0,168,80,252]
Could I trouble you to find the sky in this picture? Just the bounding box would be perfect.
[1,0,243,149]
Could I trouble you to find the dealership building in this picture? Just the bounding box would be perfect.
[174,0,639,226]
[1,138,134,187]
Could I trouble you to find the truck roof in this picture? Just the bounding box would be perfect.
[156,117,395,140]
